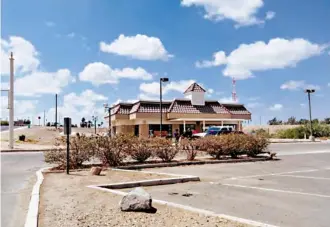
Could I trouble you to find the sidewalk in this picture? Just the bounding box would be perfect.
[0,142,57,152]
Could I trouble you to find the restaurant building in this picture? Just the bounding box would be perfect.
[105,83,251,137]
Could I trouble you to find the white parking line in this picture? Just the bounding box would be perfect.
[277,150,330,156]
[221,183,330,198]
[277,175,330,180]
[229,169,319,180]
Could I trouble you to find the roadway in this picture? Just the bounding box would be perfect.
[1,152,46,227]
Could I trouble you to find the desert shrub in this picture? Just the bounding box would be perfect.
[254,128,270,138]
[274,124,330,139]
[44,133,95,169]
[196,136,224,159]
[150,137,178,162]
[242,135,269,157]
[196,134,270,159]
[96,134,133,166]
[180,138,199,161]
[129,137,153,163]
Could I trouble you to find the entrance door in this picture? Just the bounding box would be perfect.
[134,125,139,136]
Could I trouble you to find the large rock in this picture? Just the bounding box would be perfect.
[90,167,102,175]
[120,187,154,212]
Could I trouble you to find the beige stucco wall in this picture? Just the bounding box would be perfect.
[231,114,251,120]
[115,125,134,135]
[139,124,149,138]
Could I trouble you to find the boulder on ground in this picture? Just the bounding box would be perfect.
[90,167,102,175]
[120,187,156,212]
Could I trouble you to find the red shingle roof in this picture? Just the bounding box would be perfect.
[183,83,206,94]
[110,100,250,116]
[169,100,229,114]
[130,101,171,114]
[222,104,251,115]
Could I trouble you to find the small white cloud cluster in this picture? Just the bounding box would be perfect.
[181,0,275,27]
[79,62,153,86]
[100,34,173,61]
[196,38,326,80]
[280,80,320,91]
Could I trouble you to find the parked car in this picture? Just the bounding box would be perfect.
[193,126,235,138]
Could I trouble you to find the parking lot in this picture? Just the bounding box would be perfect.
[145,143,330,227]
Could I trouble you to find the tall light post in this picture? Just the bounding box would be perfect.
[103,103,111,137]
[160,77,169,137]
[304,89,315,141]
[92,115,98,134]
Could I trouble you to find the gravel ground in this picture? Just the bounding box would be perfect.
[39,169,248,227]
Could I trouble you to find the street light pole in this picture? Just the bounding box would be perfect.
[304,89,315,141]
[103,103,111,137]
[159,77,169,137]
[9,52,14,149]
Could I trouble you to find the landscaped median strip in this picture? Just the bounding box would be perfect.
[24,167,50,227]
[87,168,278,227]
[116,156,275,170]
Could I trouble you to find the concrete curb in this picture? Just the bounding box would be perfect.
[91,168,200,189]
[116,156,273,170]
[1,149,53,152]
[24,167,50,227]
[88,168,277,227]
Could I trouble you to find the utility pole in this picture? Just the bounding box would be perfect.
[55,94,58,129]
[43,110,46,126]
[305,89,315,141]
[9,52,14,149]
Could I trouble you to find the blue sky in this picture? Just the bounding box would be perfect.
[1,0,329,124]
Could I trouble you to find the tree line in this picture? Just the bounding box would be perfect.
[268,117,330,125]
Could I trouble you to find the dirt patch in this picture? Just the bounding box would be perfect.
[39,169,248,227]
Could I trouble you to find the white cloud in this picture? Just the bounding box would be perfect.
[139,80,195,98]
[45,21,56,27]
[67,33,75,38]
[280,80,320,91]
[1,97,39,120]
[269,104,283,111]
[196,38,326,79]
[1,36,40,75]
[79,62,153,86]
[181,0,274,27]
[64,90,107,107]
[265,11,276,20]
[219,96,238,104]
[14,69,74,96]
[300,103,306,108]
[100,34,173,61]
[246,102,262,108]
[42,90,108,125]
[207,88,214,94]
[196,51,226,68]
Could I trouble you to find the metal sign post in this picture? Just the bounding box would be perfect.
[64,117,72,174]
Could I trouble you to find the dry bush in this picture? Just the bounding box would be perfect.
[180,138,199,161]
[195,134,270,159]
[129,137,153,163]
[44,133,95,169]
[96,134,133,166]
[196,136,224,159]
[150,137,178,162]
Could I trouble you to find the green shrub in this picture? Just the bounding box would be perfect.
[274,124,330,139]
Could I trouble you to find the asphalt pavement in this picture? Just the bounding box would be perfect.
[1,152,46,227]
[145,143,330,227]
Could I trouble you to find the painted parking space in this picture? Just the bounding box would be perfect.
[143,145,330,227]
